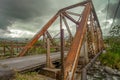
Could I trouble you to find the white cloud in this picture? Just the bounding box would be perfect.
[1,0,117,38]
[4,29,35,38]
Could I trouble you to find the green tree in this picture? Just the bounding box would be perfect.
[109,25,120,53]
[110,25,120,37]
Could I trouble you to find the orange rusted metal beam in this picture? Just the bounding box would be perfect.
[18,0,91,57]
[90,0,104,49]
[62,12,79,25]
[15,0,105,80]
[18,12,60,57]
[64,3,91,80]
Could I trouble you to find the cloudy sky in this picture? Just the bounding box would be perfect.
[0,0,119,38]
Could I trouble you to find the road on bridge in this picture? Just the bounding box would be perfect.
[0,52,67,72]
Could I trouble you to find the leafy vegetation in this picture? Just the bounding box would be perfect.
[100,25,120,70]
[100,51,120,70]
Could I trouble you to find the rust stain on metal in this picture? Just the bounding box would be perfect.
[18,12,60,57]
[64,3,91,80]
[6,0,106,80]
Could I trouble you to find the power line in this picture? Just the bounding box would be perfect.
[110,0,120,29]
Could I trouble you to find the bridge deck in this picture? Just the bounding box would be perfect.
[0,52,65,72]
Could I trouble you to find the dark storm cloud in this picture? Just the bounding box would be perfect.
[103,0,120,24]
[0,0,51,30]
[0,15,12,30]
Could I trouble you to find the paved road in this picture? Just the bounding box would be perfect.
[0,52,67,72]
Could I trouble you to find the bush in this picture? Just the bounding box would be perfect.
[100,52,120,70]
[100,25,120,70]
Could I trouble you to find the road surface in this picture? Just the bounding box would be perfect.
[0,52,67,72]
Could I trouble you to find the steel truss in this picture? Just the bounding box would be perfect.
[18,0,104,80]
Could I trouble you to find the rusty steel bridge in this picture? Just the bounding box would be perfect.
[0,0,104,80]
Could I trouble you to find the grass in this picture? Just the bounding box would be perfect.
[14,72,47,80]
[100,35,120,70]
[99,51,120,70]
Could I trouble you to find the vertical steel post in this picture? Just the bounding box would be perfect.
[17,41,19,53]
[62,16,73,43]
[11,41,14,57]
[96,28,100,52]
[61,29,64,80]
[84,34,89,64]
[46,38,51,68]
[3,42,6,55]
[43,33,46,49]
[60,14,65,80]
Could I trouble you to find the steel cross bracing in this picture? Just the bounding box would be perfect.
[17,0,104,80]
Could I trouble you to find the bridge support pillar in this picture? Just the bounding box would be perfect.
[46,38,54,68]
